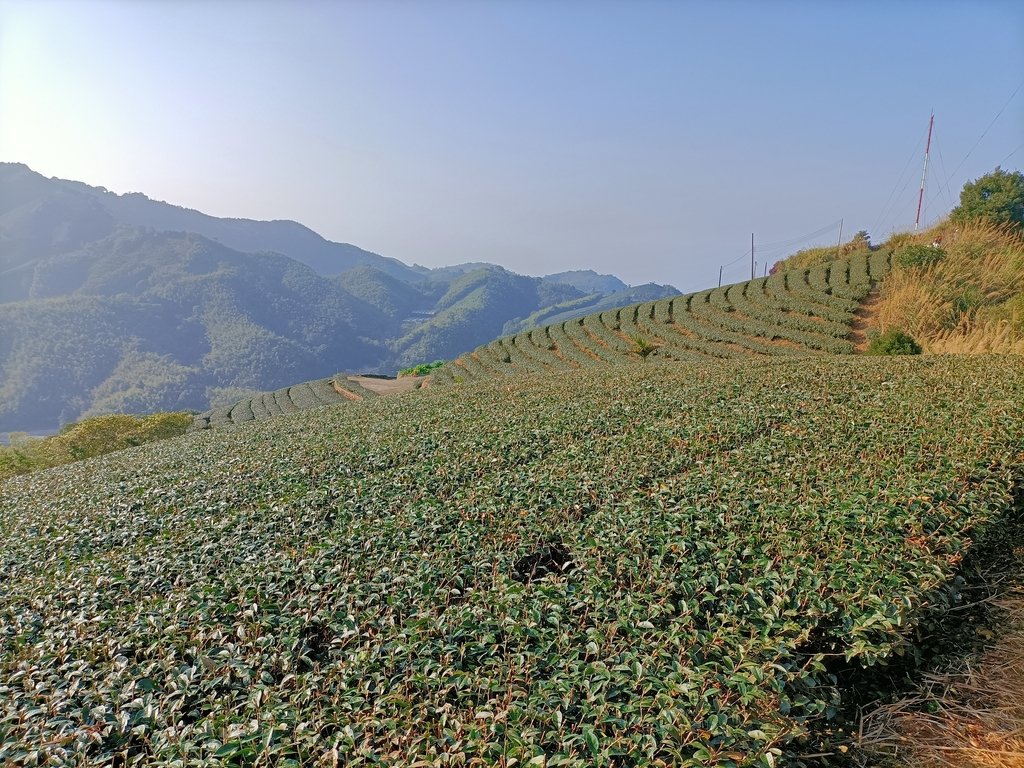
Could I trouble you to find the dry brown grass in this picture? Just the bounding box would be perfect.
[859,586,1024,768]
[875,221,1024,353]
[929,321,1024,355]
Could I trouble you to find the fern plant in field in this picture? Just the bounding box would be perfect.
[629,334,660,361]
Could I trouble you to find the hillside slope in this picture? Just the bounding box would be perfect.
[0,230,388,432]
[432,250,891,385]
[0,164,678,431]
[877,222,1024,354]
[1,357,1021,765]
[0,162,418,281]
[769,221,1024,355]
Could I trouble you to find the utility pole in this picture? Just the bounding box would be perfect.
[718,265,723,288]
[837,218,844,248]
[750,233,755,280]
[914,113,934,231]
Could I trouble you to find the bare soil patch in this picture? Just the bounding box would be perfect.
[573,337,605,362]
[763,336,812,351]
[849,287,882,353]
[347,375,423,396]
[580,326,606,347]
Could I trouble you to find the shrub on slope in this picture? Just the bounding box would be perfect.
[866,328,922,356]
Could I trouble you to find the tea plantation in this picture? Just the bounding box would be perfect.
[191,375,381,431]
[2,356,1022,766]
[197,252,890,430]
[433,251,890,384]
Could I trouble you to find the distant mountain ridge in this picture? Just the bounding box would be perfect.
[541,270,628,294]
[0,162,421,281]
[0,163,679,431]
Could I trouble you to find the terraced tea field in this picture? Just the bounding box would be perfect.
[2,356,1022,766]
[198,253,891,431]
[191,375,421,431]
[432,252,891,384]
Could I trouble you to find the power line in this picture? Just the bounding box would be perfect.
[721,249,750,268]
[942,77,1024,187]
[714,218,846,287]
[914,82,1024,224]
[934,128,956,212]
[878,169,922,237]
[997,143,1024,167]
[873,127,928,237]
[722,220,841,269]
[757,219,843,251]
[922,83,1024,220]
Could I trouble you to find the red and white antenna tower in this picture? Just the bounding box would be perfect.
[914,113,934,231]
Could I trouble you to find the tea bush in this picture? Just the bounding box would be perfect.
[0,412,192,480]
[2,357,1022,766]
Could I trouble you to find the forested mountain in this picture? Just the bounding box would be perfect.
[0,162,419,281]
[0,230,387,431]
[0,164,678,432]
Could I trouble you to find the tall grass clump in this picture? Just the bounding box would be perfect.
[876,221,1024,353]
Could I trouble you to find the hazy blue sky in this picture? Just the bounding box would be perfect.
[1,0,1022,291]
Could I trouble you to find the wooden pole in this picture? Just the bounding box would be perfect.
[718,265,723,288]
[750,233,755,280]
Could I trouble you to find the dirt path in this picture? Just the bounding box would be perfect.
[347,375,423,396]
[849,287,882,353]
[329,382,363,400]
